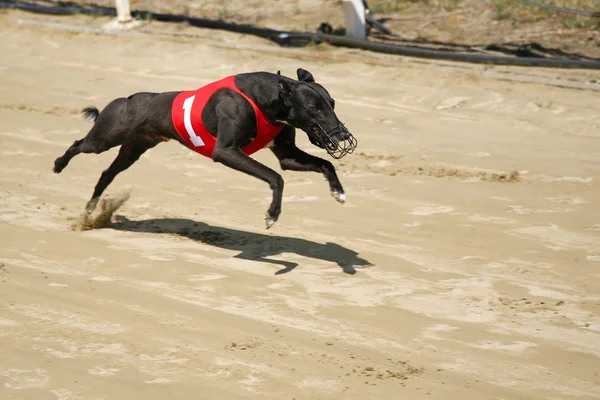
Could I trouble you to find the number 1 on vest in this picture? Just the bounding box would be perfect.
[182,95,205,147]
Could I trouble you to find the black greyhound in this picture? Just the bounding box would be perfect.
[53,68,358,228]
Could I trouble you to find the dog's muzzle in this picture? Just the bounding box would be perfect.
[310,124,357,159]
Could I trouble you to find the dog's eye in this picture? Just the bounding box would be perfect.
[310,106,320,113]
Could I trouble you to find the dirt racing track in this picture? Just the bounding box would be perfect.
[1,10,599,400]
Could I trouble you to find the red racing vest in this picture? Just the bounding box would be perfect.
[171,76,284,158]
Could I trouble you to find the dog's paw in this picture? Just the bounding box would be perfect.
[85,198,99,214]
[265,213,277,229]
[53,159,66,174]
[331,191,346,204]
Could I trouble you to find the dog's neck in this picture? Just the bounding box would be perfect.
[272,99,292,126]
[253,91,291,127]
[234,73,292,127]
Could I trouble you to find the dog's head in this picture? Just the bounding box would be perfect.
[277,68,357,159]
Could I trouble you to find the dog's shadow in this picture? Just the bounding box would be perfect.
[111,216,373,275]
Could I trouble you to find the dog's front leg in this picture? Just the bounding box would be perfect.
[212,145,284,229]
[270,127,346,204]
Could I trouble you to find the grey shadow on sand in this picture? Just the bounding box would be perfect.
[111,216,373,275]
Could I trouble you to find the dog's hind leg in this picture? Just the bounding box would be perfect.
[270,127,346,204]
[85,138,159,213]
[53,138,85,173]
[53,102,130,174]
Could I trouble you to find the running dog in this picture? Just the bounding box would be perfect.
[53,68,358,228]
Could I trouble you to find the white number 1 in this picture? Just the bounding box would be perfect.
[183,95,205,147]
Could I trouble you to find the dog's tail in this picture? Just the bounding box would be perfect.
[82,106,100,123]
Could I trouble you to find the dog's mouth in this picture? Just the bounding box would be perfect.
[309,124,357,159]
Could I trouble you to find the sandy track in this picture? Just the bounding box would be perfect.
[1,11,599,400]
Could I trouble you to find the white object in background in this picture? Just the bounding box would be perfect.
[115,0,132,23]
[104,0,141,31]
[342,0,366,40]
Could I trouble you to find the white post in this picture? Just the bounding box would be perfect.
[115,0,132,23]
[342,0,366,40]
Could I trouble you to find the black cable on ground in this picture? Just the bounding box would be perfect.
[2,1,599,70]
[515,0,600,18]
[307,31,600,69]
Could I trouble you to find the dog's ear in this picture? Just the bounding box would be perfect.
[297,68,315,83]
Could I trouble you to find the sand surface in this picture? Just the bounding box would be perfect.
[1,11,599,400]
